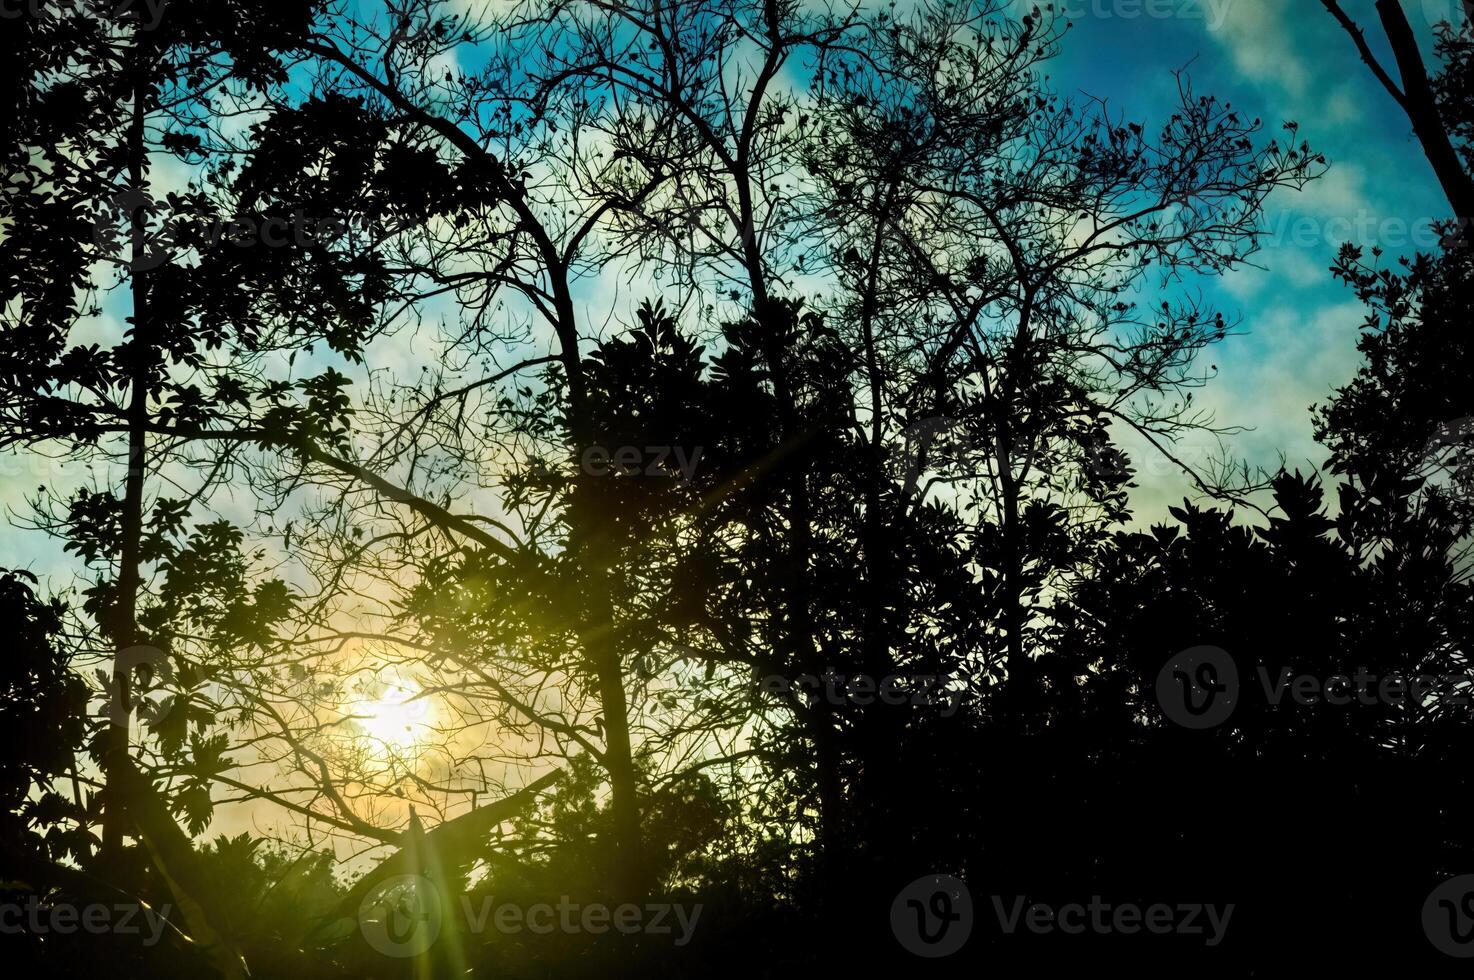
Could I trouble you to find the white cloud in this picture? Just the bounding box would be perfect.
[1212,0,1313,96]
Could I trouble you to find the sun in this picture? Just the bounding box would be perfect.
[351,682,432,750]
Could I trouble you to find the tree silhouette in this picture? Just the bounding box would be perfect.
[4,1,1474,976]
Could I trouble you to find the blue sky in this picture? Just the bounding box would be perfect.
[0,0,1463,852]
[1042,0,1457,513]
[3,0,1463,578]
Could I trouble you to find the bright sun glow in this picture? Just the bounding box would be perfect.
[351,683,432,750]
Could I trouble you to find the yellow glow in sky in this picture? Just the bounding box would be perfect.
[352,683,432,750]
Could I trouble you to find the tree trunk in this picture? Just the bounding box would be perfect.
[1376,0,1474,225]
[102,78,151,861]
[553,282,643,899]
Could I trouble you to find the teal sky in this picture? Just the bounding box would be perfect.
[2,0,1463,580]
[1,0,1463,851]
[1045,0,1457,514]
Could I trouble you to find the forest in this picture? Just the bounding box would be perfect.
[2,0,1474,975]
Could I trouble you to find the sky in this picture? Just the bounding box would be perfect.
[3,0,1463,567]
[1041,0,1458,515]
[1,0,1465,855]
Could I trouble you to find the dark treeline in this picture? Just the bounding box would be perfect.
[2,0,1473,976]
